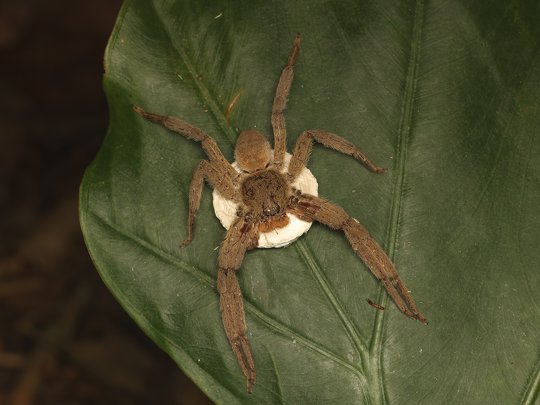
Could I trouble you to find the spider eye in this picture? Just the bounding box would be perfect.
[263,199,280,217]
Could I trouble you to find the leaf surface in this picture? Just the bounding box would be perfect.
[80,0,540,403]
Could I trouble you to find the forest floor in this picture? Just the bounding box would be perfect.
[0,1,211,403]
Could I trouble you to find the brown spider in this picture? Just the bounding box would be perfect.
[133,34,427,393]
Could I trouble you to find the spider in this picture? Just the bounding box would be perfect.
[133,34,427,393]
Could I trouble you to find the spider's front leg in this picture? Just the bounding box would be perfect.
[289,193,427,324]
[180,160,240,247]
[217,217,259,392]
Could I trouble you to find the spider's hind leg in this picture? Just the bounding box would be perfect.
[271,34,301,170]
[133,106,238,180]
[288,130,386,180]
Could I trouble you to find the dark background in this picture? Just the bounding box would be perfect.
[0,1,211,403]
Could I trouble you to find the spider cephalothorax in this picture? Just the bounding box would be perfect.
[242,170,288,214]
[134,34,427,393]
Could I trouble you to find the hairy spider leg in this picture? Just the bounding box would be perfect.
[217,218,259,392]
[289,193,428,324]
[180,160,240,248]
[271,34,301,170]
[133,106,238,180]
[288,129,386,180]
[133,106,243,245]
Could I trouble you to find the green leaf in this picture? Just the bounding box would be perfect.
[80,0,540,403]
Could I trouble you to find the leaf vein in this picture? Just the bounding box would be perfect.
[150,2,238,146]
[369,0,425,402]
[86,210,367,387]
[294,239,369,367]
[520,352,540,404]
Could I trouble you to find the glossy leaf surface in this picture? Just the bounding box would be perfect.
[80,0,540,403]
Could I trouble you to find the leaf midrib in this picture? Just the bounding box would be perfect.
[368,0,425,402]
